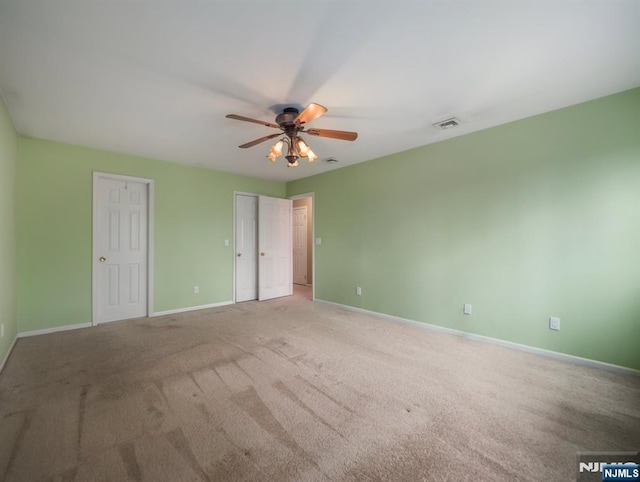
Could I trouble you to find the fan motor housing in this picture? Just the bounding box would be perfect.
[275,107,299,127]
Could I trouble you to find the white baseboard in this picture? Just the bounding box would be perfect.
[315,299,640,377]
[153,300,233,317]
[13,302,234,339]
[0,335,18,374]
[19,322,93,338]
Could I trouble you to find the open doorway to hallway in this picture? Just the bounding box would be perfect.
[293,284,312,301]
[290,194,314,299]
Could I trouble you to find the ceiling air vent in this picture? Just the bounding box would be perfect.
[433,117,462,130]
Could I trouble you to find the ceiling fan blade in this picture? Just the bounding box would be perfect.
[294,103,328,126]
[226,114,280,129]
[239,132,282,148]
[305,128,358,141]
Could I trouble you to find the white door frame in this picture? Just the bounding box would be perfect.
[288,192,315,300]
[92,172,155,326]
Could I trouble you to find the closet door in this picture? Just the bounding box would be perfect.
[258,196,293,301]
[235,194,258,302]
[94,174,150,324]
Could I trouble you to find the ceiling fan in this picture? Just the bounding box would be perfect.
[226,103,358,167]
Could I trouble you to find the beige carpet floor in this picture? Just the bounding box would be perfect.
[0,286,638,481]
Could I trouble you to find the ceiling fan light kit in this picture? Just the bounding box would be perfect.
[270,140,284,157]
[226,103,358,167]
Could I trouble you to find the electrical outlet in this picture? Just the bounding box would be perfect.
[549,317,560,331]
[356,287,362,296]
[463,304,472,315]
[193,286,200,294]
[224,239,229,247]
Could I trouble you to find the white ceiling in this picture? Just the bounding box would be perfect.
[1,1,639,182]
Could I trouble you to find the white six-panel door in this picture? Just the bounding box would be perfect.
[292,206,307,285]
[235,194,258,302]
[258,196,292,301]
[94,176,149,323]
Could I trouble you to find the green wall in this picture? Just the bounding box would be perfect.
[0,96,18,366]
[17,138,285,332]
[288,88,640,371]
[9,88,640,371]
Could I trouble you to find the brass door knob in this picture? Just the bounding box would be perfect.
[99,256,107,262]
[237,253,242,257]
[260,252,265,256]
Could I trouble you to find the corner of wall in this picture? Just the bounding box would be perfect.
[0,93,19,374]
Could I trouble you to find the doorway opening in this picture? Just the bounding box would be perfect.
[289,193,314,301]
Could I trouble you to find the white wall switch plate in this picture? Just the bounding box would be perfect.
[315,237,322,245]
[193,286,200,294]
[463,304,472,315]
[224,239,229,247]
[356,287,362,296]
[549,317,560,331]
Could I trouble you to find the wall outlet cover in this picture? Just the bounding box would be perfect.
[463,303,472,315]
[549,317,560,331]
